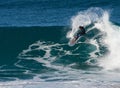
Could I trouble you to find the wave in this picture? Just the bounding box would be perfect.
[14,7,120,74]
[67,7,120,71]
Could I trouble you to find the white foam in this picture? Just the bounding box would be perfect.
[97,12,120,70]
[0,77,120,88]
[18,41,73,72]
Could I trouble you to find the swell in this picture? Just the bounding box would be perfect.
[0,26,65,65]
[0,26,67,81]
[0,25,96,81]
[0,0,119,9]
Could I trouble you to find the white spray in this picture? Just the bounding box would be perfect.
[67,8,103,39]
[68,7,120,70]
[97,11,120,70]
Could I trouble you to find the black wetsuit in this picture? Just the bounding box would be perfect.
[75,27,85,40]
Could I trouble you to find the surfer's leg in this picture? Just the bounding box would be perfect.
[75,36,78,41]
[75,34,81,41]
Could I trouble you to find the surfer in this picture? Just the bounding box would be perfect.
[68,26,86,46]
[74,26,86,41]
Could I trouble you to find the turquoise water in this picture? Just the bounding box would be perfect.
[0,26,97,80]
[0,0,120,88]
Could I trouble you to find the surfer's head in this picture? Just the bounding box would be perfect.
[79,26,84,29]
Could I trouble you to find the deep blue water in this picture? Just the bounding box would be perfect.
[0,0,119,26]
[0,0,120,88]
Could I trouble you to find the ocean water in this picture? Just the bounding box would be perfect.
[0,0,120,88]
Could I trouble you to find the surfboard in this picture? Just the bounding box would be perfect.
[68,36,81,46]
[68,27,84,46]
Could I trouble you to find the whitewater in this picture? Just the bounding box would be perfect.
[67,7,120,71]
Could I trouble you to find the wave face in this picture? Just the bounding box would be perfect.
[0,7,120,88]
